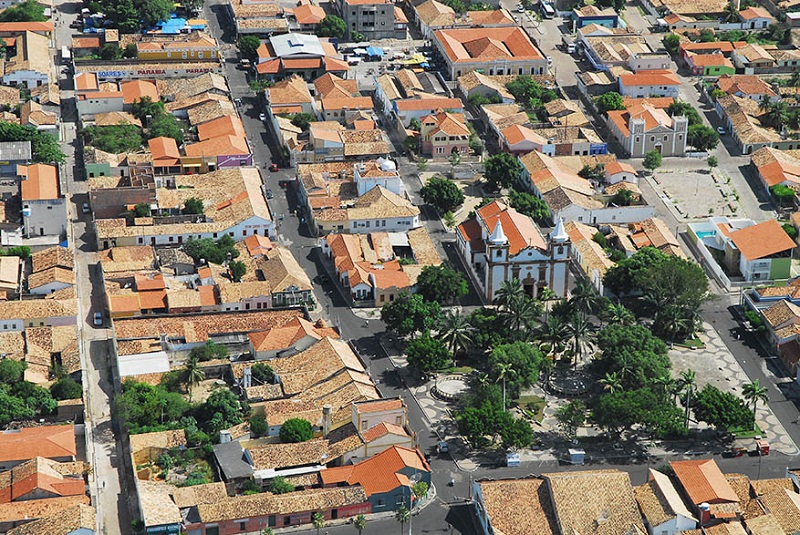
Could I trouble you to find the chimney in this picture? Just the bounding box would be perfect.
[322,404,333,438]
[219,430,232,443]
[698,502,711,525]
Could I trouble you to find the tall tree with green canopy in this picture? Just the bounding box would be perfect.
[381,292,441,336]
[237,35,261,61]
[594,91,624,114]
[315,14,346,38]
[415,264,467,305]
[406,333,451,373]
[488,341,543,400]
[139,0,174,27]
[0,0,46,21]
[483,153,522,192]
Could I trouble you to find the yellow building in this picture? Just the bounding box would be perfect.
[135,31,221,61]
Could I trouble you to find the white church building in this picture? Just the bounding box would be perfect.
[456,200,571,301]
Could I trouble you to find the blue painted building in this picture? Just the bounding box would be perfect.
[572,5,621,29]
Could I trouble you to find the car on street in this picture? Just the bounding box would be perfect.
[269,162,279,172]
[517,4,525,11]
[259,112,267,122]
[266,189,274,199]
[93,312,102,326]
[717,126,727,135]
[82,202,90,214]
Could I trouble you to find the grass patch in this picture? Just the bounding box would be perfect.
[444,365,475,374]
[731,425,764,439]
[675,338,705,349]
[517,395,546,422]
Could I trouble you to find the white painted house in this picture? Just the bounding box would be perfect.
[636,469,698,535]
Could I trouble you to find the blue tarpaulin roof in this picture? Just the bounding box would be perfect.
[365,46,384,57]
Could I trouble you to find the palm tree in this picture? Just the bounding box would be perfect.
[354,514,367,535]
[566,313,588,369]
[184,354,205,403]
[539,356,554,388]
[569,278,598,321]
[395,505,410,535]
[653,376,681,403]
[495,362,517,410]
[312,512,325,535]
[743,380,769,431]
[680,369,696,428]
[604,302,635,326]
[723,0,740,22]
[494,278,524,311]
[600,372,622,394]
[661,306,691,342]
[538,286,556,302]
[764,101,789,130]
[439,311,474,359]
[503,295,541,335]
[538,315,567,358]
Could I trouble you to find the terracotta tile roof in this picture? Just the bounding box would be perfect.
[728,219,796,261]
[5,503,94,535]
[114,309,302,343]
[476,477,557,535]
[291,3,326,24]
[120,80,159,105]
[0,495,90,525]
[634,469,697,529]
[717,74,777,98]
[171,482,228,508]
[94,111,142,127]
[394,96,463,111]
[502,124,548,147]
[19,163,58,201]
[745,514,785,534]
[186,99,236,126]
[739,5,772,18]
[98,246,155,273]
[355,398,403,413]
[762,299,800,329]
[0,21,52,33]
[360,421,409,442]
[320,446,429,496]
[314,73,358,99]
[184,134,250,157]
[434,27,544,63]
[759,488,800,533]
[619,69,680,87]
[671,459,739,504]
[608,102,674,138]
[196,486,367,523]
[196,114,246,142]
[347,185,418,221]
[0,426,76,464]
[246,316,336,352]
[259,246,313,293]
[545,470,645,535]
[477,200,546,255]
[0,457,85,503]
[688,51,734,68]
[148,136,180,163]
[268,74,313,105]
[751,478,794,496]
[28,266,75,290]
[415,0,455,27]
[321,96,373,112]
[243,233,273,257]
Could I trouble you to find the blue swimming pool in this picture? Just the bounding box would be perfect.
[695,231,715,239]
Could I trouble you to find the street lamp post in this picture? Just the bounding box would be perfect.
[408,472,421,535]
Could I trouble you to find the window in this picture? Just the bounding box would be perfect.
[635,137,640,142]
[213,233,218,238]
[138,238,143,244]
[650,136,655,141]
[380,295,385,302]
[239,522,246,531]
[495,250,502,258]
[284,517,291,526]
[396,416,402,424]
[169,236,174,242]
[664,135,668,141]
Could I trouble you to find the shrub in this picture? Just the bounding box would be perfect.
[279,418,313,443]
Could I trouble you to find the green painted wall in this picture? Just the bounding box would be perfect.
[770,257,792,280]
